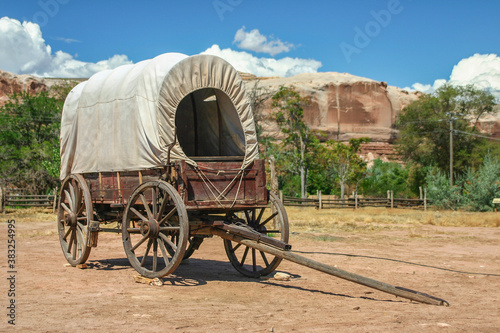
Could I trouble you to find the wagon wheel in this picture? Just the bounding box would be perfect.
[224,192,289,278]
[122,181,189,278]
[57,174,93,266]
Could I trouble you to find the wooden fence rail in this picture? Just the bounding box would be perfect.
[282,193,429,210]
[1,188,57,213]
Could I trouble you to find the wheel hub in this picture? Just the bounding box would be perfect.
[64,212,77,227]
[140,219,160,238]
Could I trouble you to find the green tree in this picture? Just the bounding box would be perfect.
[361,159,412,197]
[462,154,500,211]
[272,86,319,198]
[396,84,496,178]
[0,90,63,193]
[425,167,462,210]
[324,138,369,200]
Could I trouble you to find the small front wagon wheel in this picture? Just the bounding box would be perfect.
[224,192,289,278]
[57,174,93,266]
[122,181,189,278]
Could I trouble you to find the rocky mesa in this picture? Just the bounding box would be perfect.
[244,72,500,162]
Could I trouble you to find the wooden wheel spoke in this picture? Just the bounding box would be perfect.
[69,182,76,209]
[159,207,177,225]
[131,234,149,252]
[63,227,72,241]
[140,239,152,267]
[244,210,251,223]
[151,188,158,217]
[60,202,72,215]
[157,195,169,221]
[130,207,149,223]
[255,208,266,225]
[158,238,170,265]
[139,194,153,221]
[159,233,177,251]
[240,246,250,266]
[152,240,158,272]
[72,230,78,260]
[252,248,257,272]
[260,251,269,267]
[67,229,75,253]
[76,202,85,217]
[64,189,73,211]
[73,184,82,214]
[77,221,87,231]
[159,226,180,232]
[258,212,278,229]
[231,243,242,253]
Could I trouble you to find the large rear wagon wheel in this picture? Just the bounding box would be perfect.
[57,174,93,266]
[224,192,289,278]
[122,181,189,278]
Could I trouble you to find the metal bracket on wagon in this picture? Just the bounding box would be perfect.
[88,220,101,232]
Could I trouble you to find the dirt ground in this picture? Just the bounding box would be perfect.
[1,215,499,332]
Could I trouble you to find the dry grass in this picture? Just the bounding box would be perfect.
[2,207,56,223]
[3,206,500,234]
[286,206,500,233]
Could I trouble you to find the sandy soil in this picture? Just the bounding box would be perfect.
[1,218,499,332]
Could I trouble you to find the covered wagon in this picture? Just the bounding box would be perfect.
[56,52,449,306]
[58,53,289,278]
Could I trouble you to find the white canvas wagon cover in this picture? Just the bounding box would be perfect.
[60,53,259,180]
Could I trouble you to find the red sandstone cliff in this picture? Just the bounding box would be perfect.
[0,70,50,105]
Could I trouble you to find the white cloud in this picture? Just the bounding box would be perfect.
[0,17,321,80]
[0,17,131,78]
[405,53,500,99]
[233,26,294,56]
[202,44,322,78]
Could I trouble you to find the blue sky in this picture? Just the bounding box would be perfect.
[1,0,500,96]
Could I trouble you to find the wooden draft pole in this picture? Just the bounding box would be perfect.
[212,229,449,306]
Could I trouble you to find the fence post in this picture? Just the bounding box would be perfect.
[355,191,358,210]
[390,190,394,209]
[0,187,4,214]
[318,190,322,210]
[279,190,283,203]
[52,187,58,213]
[424,188,427,211]
[419,186,423,200]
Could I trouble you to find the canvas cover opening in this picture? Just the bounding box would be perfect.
[175,88,245,158]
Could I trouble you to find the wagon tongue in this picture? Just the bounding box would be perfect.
[216,222,291,251]
[212,224,449,306]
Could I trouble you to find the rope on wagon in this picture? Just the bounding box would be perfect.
[194,167,246,208]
